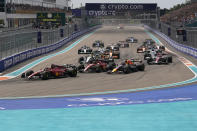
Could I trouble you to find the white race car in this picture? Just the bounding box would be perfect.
[78,45,93,54]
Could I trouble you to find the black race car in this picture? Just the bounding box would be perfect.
[78,45,93,54]
[108,59,145,74]
[92,40,104,48]
[126,37,138,43]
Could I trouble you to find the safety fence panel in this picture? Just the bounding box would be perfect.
[143,20,197,49]
[0,25,101,72]
[145,25,197,59]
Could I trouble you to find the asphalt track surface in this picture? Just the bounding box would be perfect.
[0,26,195,98]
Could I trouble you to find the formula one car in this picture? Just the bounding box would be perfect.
[146,50,172,65]
[21,64,77,80]
[137,39,157,53]
[78,45,93,54]
[144,49,158,60]
[137,46,146,53]
[104,44,120,59]
[108,59,145,74]
[92,40,104,48]
[106,44,120,51]
[78,59,116,73]
[144,39,155,45]
[117,41,129,48]
[126,37,138,43]
[103,50,120,59]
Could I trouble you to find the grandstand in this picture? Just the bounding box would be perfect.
[0,0,71,28]
[160,0,197,27]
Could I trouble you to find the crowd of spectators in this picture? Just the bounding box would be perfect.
[161,2,197,26]
[6,3,70,14]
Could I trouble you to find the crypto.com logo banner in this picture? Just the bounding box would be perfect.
[88,10,116,16]
[85,3,157,11]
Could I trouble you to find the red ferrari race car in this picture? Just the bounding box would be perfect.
[21,64,77,80]
[78,59,116,73]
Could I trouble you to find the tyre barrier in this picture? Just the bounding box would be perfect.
[0,25,101,73]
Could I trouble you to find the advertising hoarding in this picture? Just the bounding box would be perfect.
[85,3,157,11]
[37,13,66,26]
[85,3,157,16]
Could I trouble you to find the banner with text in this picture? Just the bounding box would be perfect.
[85,3,157,11]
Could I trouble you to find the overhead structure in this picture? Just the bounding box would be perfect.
[85,3,158,20]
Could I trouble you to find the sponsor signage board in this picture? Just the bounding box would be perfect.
[72,9,82,17]
[88,10,116,16]
[37,13,65,26]
[86,3,157,16]
[85,3,157,11]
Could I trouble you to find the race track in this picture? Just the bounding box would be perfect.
[0,26,194,98]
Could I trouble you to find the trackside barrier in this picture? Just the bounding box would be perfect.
[0,25,101,73]
[145,25,197,59]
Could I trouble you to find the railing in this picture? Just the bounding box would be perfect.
[0,21,101,72]
[142,20,197,49]
[145,25,197,59]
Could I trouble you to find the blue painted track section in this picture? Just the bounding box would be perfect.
[0,84,197,110]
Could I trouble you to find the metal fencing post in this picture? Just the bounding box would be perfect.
[60,28,64,38]
[37,31,42,48]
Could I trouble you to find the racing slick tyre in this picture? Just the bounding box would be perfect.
[41,72,49,80]
[147,59,152,65]
[21,70,34,78]
[168,56,173,63]
[129,65,138,72]
[69,69,77,77]
[77,64,85,73]
[117,54,120,59]
[160,57,169,65]
[21,73,26,78]
[123,66,130,74]
[95,65,102,73]
[106,62,116,71]
[137,64,145,71]
[78,50,81,54]
[78,57,84,63]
